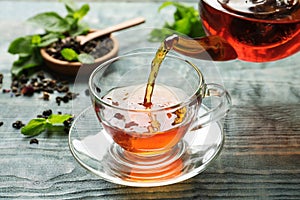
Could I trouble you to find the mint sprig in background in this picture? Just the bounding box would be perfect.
[149,1,206,42]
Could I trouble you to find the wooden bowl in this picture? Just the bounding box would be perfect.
[40,35,119,77]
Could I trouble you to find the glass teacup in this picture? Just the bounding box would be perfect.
[89,52,231,159]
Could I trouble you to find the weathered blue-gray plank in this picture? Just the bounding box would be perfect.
[0,1,299,199]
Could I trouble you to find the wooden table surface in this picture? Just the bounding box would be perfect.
[0,1,299,199]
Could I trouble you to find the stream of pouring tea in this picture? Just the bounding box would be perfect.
[143,35,178,108]
[143,34,237,107]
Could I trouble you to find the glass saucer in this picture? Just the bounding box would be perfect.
[68,106,224,187]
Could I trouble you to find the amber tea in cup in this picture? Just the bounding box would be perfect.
[99,84,194,154]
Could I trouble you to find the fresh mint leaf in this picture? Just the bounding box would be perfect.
[64,3,89,36]
[173,17,192,35]
[61,48,78,61]
[60,49,94,63]
[78,53,94,64]
[68,22,89,37]
[65,16,79,31]
[11,56,37,75]
[38,33,63,47]
[27,12,70,33]
[65,5,90,37]
[73,4,90,20]
[11,48,43,77]
[47,114,72,124]
[8,36,33,55]
[21,118,47,136]
[21,114,73,137]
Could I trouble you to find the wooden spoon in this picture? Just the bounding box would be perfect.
[77,17,145,45]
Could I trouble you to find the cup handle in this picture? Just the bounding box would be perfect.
[191,83,232,130]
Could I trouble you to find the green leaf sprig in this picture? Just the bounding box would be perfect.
[8,0,90,77]
[21,114,73,137]
[149,2,206,42]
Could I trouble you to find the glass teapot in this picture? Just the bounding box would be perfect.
[197,0,300,62]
